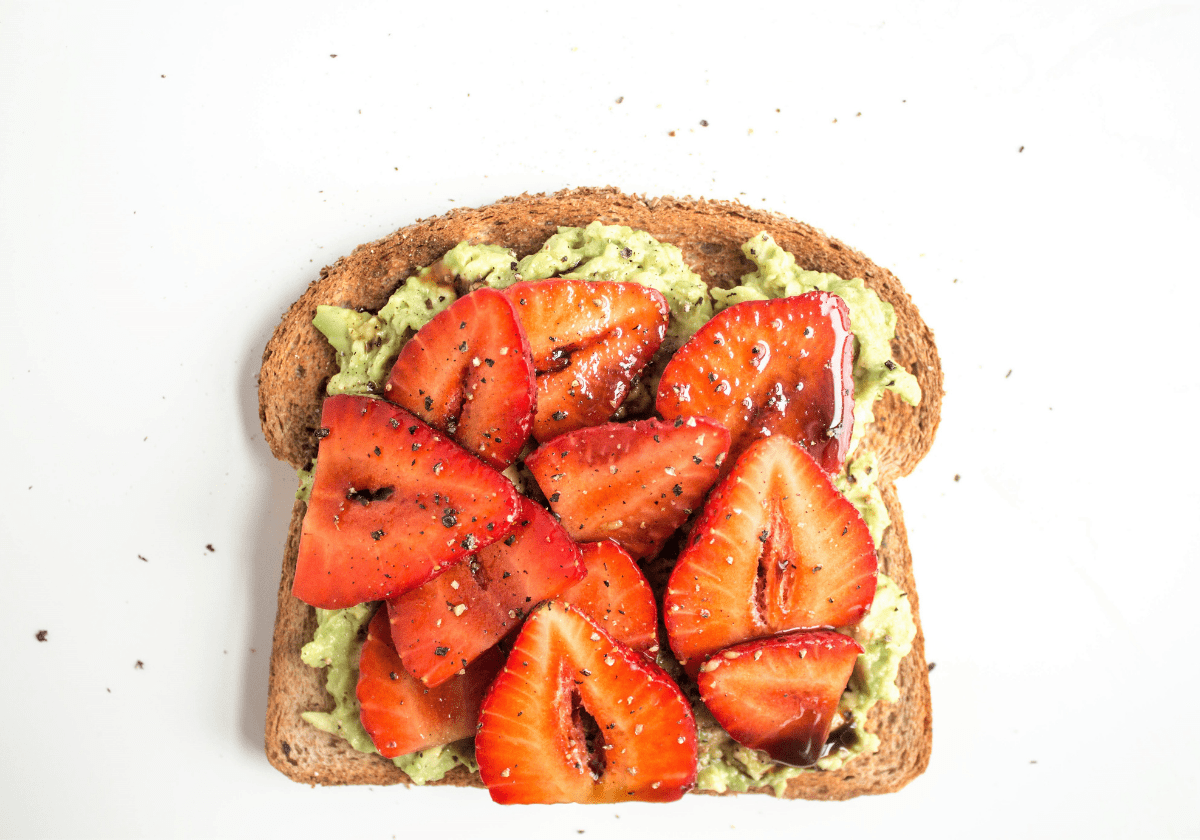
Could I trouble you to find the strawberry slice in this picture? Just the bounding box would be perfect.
[664,434,876,672]
[696,630,862,767]
[383,287,535,470]
[357,607,504,759]
[475,601,697,804]
[656,292,854,474]
[558,540,659,655]
[293,395,522,609]
[502,280,669,442]
[386,496,584,687]
[526,417,730,560]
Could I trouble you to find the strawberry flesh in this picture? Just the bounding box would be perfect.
[384,287,536,470]
[656,293,854,474]
[502,280,668,442]
[559,540,659,655]
[526,417,730,560]
[386,496,584,687]
[293,395,522,609]
[664,434,876,672]
[696,630,862,767]
[476,601,697,804]
[357,607,503,758]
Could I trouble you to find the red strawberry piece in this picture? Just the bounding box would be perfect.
[696,630,862,767]
[293,395,522,609]
[384,287,536,470]
[559,540,659,655]
[502,280,668,442]
[656,292,854,474]
[357,607,503,758]
[664,434,876,672]
[386,496,584,687]
[476,601,697,804]
[526,416,730,560]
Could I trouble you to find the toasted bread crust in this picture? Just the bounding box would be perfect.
[260,187,941,798]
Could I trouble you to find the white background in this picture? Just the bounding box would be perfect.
[2,1,1198,837]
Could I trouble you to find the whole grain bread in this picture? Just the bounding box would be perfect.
[259,187,942,799]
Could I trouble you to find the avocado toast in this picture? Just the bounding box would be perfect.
[257,187,943,800]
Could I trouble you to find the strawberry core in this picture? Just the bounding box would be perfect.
[558,662,607,781]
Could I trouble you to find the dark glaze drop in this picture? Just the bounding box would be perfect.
[822,711,859,757]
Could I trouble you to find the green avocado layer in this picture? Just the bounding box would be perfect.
[312,271,457,398]
[298,224,919,790]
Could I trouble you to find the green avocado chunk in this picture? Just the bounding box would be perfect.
[393,742,479,784]
[834,450,890,547]
[298,604,376,754]
[312,272,457,397]
[441,242,520,287]
[294,465,314,502]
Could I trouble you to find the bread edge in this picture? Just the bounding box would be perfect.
[258,187,942,799]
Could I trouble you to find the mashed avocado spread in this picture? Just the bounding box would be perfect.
[439,222,714,353]
[298,224,920,791]
[311,270,457,397]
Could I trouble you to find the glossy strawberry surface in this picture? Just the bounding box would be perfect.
[697,630,862,767]
[664,435,876,671]
[293,395,521,609]
[526,416,730,560]
[656,293,854,474]
[559,540,659,655]
[384,287,536,470]
[503,280,668,442]
[475,602,697,804]
[386,496,583,687]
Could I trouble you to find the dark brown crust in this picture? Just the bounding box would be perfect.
[260,187,942,798]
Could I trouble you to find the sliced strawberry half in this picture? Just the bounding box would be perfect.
[559,540,659,655]
[664,434,876,672]
[383,287,535,470]
[526,417,730,560]
[502,280,668,442]
[476,601,697,804]
[386,496,584,687]
[357,606,503,759]
[656,293,854,474]
[697,630,862,767]
[293,395,522,609]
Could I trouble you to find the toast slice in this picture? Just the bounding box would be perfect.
[258,187,943,799]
